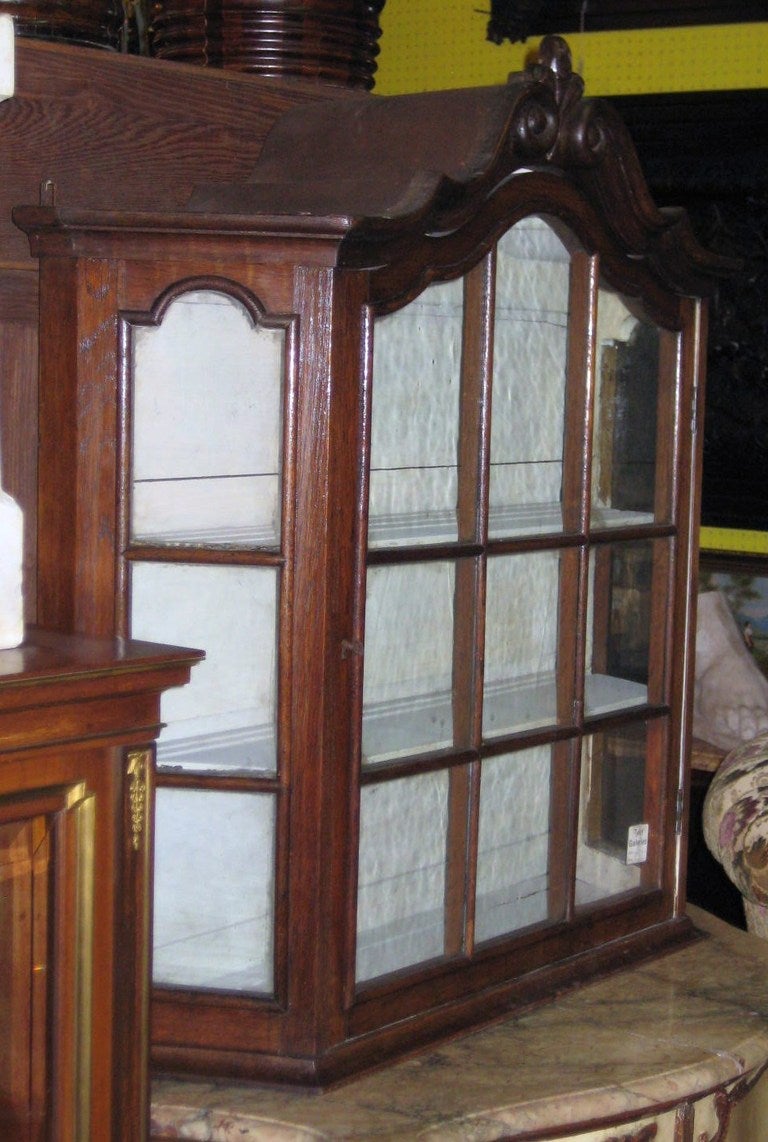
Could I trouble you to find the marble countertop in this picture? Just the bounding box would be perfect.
[150,907,768,1140]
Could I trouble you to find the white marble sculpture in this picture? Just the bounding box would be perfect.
[693,589,768,751]
[0,21,20,649]
[0,488,23,649]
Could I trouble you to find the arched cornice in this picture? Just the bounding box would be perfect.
[188,35,735,297]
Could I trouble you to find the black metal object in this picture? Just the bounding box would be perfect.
[0,1,120,48]
[486,2,766,44]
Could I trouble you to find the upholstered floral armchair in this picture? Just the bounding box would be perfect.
[704,730,768,938]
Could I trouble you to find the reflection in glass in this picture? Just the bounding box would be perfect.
[0,818,49,1136]
[483,550,563,738]
[476,746,558,942]
[362,561,457,764]
[131,562,278,774]
[592,290,661,528]
[369,278,463,547]
[585,541,654,718]
[356,771,448,981]
[490,217,571,537]
[153,789,275,991]
[131,290,284,548]
[575,726,649,906]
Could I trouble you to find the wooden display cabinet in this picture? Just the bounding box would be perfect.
[14,37,730,1086]
[0,628,201,1139]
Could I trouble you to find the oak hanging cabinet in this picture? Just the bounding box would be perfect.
[14,36,729,1086]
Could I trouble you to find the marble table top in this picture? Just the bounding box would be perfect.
[150,907,768,1140]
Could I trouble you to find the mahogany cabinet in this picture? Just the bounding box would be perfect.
[0,628,201,1139]
[14,37,730,1086]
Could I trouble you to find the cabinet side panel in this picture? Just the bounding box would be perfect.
[37,258,119,636]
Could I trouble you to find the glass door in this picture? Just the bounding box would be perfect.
[127,285,291,996]
[357,215,678,987]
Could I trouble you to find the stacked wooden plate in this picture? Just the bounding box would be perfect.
[151,0,386,89]
[0,0,120,48]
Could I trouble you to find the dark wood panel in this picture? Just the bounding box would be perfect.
[0,38,346,268]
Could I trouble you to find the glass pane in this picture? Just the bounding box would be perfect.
[575,726,650,906]
[368,278,463,547]
[585,541,653,718]
[131,290,284,548]
[476,746,562,943]
[592,290,662,528]
[483,550,565,738]
[490,217,571,537]
[153,789,275,991]
[363,561,458,764]
[356,771,448,982]
[131,562,278,775]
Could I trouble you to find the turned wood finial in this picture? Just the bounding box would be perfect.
[536,33,573,80]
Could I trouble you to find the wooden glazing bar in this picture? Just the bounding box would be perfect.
[124,546,285,565]
[639,715,668,893]
[359,748,479,786]
[548,738,577,923]
[556,545,582,727]
[445,255,494,956]
[653,326,683,526]
[155,770,282,793]
[562,250,596,535]
[646,537,673,707]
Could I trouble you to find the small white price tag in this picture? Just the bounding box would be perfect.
[626,823,649,865]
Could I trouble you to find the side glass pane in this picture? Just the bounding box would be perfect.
[362,561,458,765]
[131,562,278,775]
[356,771,448,982]
[476,745,564,943]
[585,541,654,718]
[131,290,284,548]
[153,789,275,992]
[490,217,571,538]
[592,289,663,528]
[483,550,566,738]
[575,725,651,906]
[368,278,463,548]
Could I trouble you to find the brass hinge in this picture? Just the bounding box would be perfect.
[675,787,686,836]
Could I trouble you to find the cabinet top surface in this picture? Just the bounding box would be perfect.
[0,627,203,687]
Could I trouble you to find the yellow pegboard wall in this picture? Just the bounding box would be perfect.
[700,528,768,556]
[375,2,768,97]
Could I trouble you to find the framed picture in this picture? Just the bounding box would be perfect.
[698,551,768,679]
